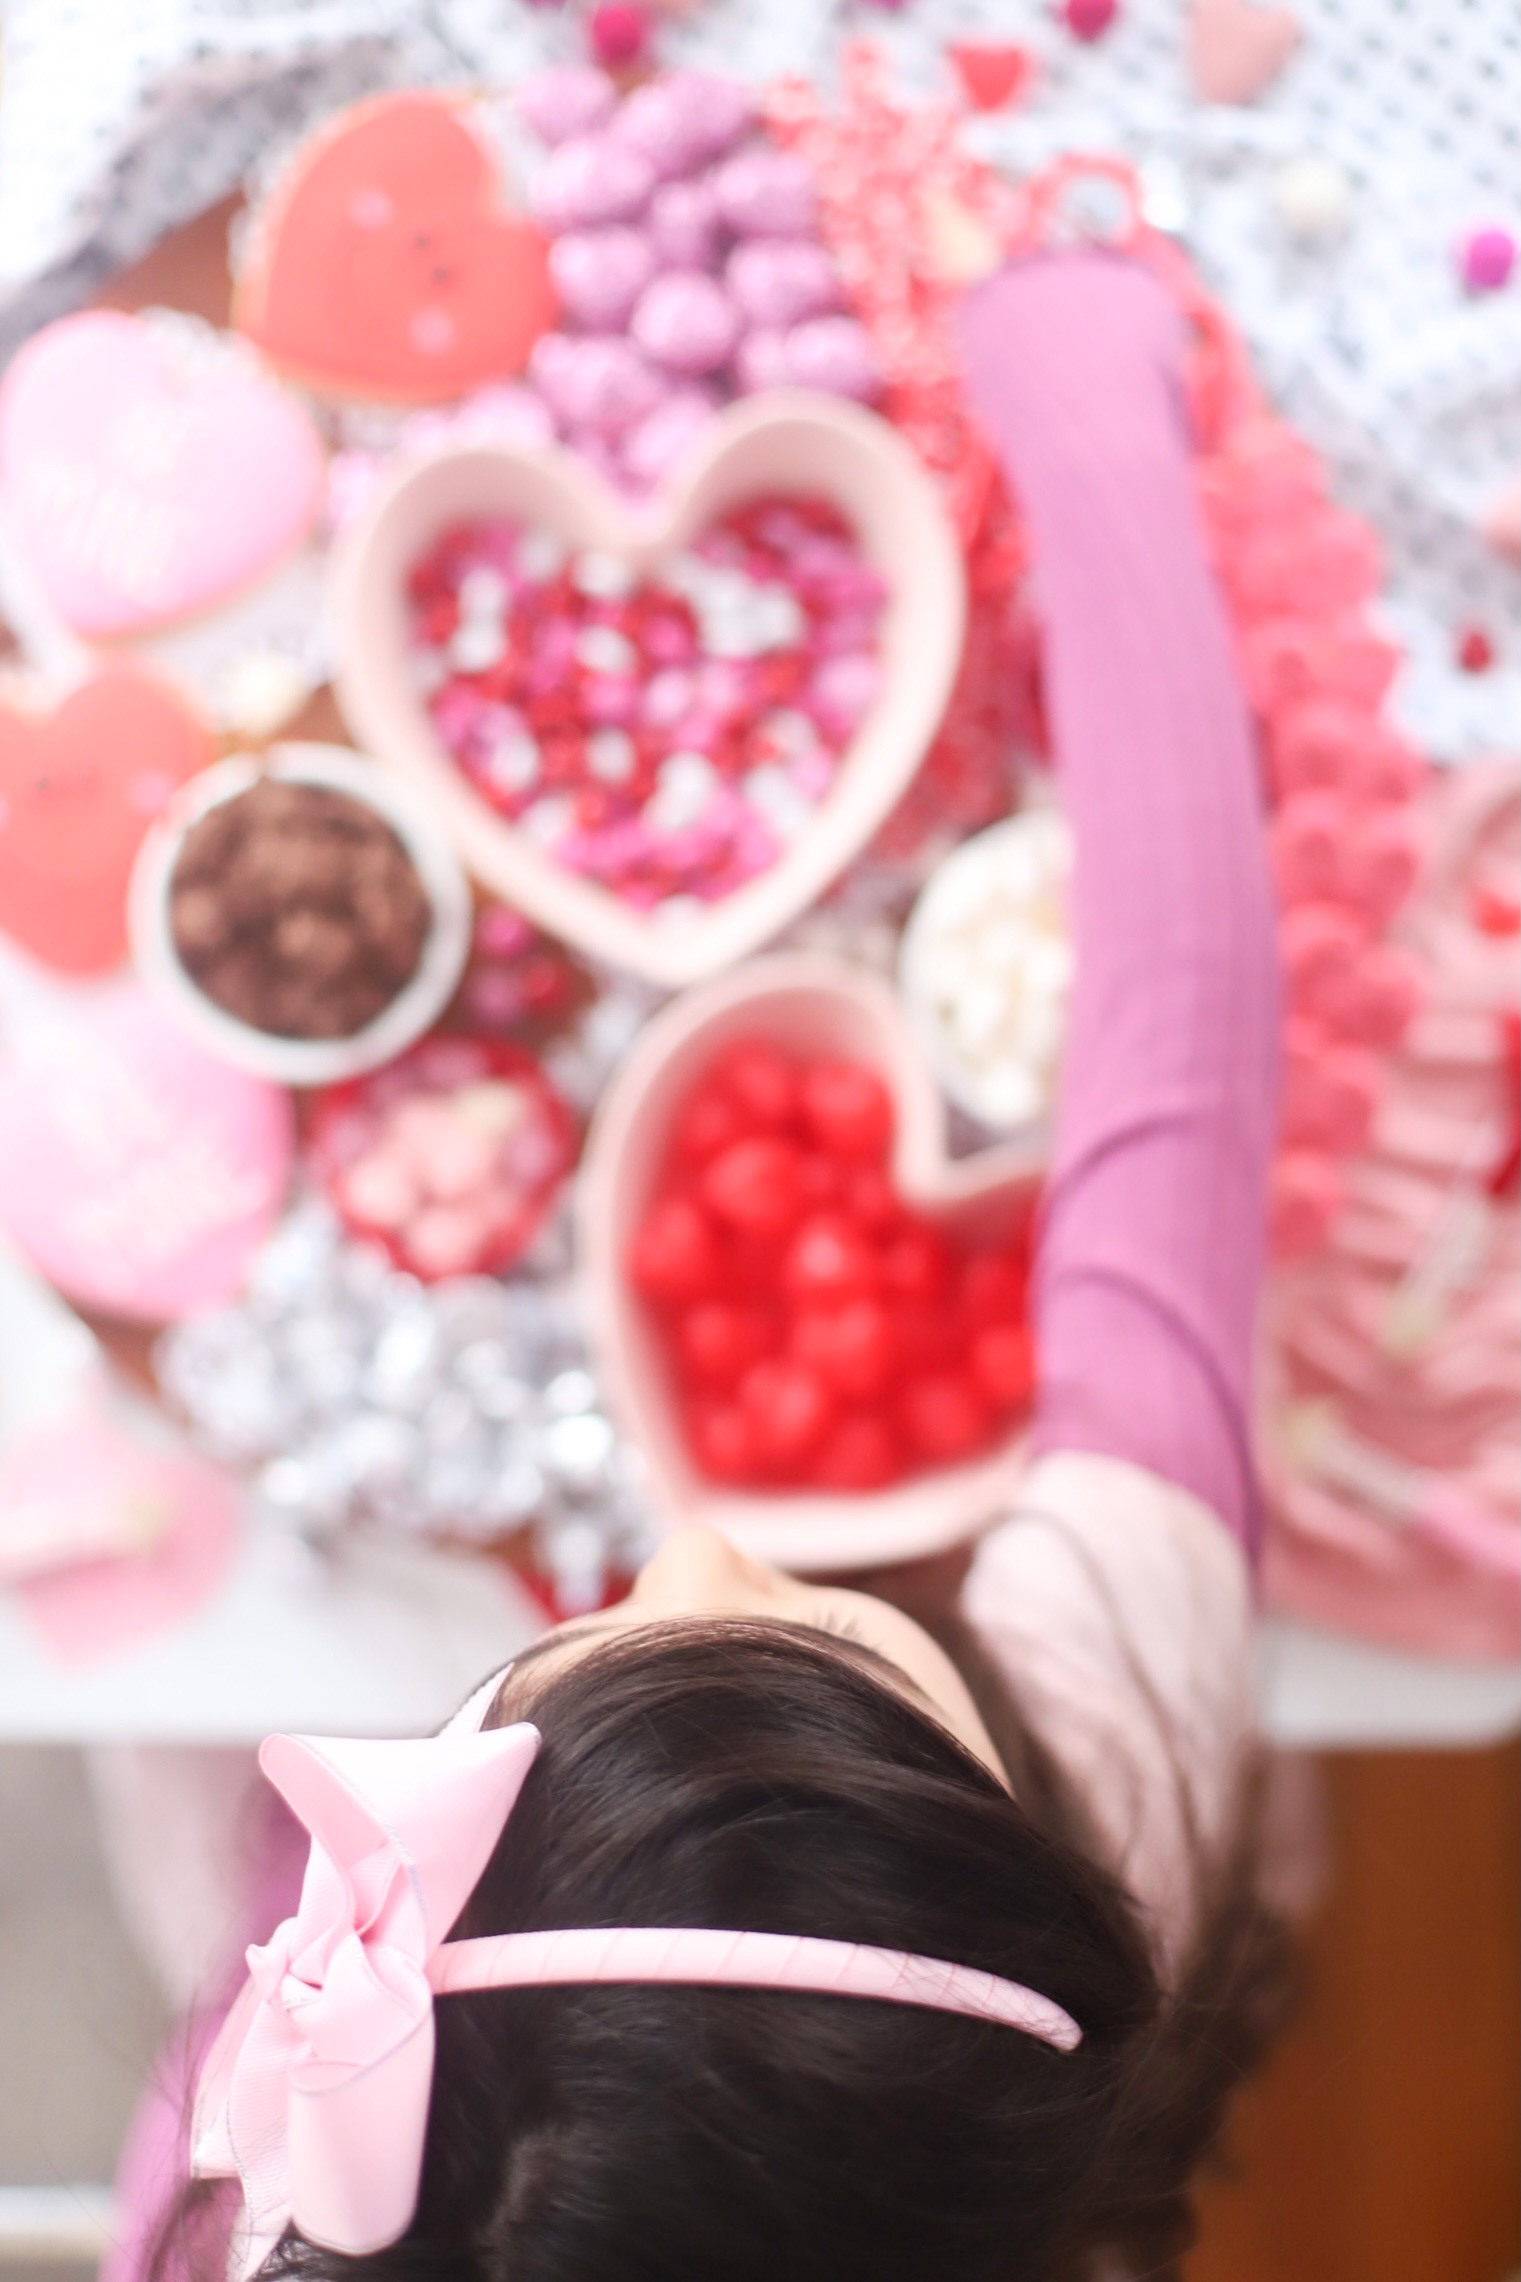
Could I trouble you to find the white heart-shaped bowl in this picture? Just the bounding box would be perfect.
[129,741,472,1086]
[329,392,965,990]
[576,953,1044,1575]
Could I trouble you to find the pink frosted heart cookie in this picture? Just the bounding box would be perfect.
[0,311,325,637]
[0,982,293,1320]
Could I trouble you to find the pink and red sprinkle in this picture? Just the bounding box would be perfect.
[406,496,886,916]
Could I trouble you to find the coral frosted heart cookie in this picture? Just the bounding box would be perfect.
[0,981,293,1320]
[235,91,557,404]
[0,312,325,639]
[0,666,212,975]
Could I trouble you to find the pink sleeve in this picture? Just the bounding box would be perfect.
[955,254,1280,1556]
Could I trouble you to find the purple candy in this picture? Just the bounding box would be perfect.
[630,272,741,376]
[549,226,656,330]
[516,68,618,146]
[726,240,840,329]
[712,148,816,238]
[529,333,663,436]
[648,177,722,270]
[733,329,794,394]
[621,389,717,487]
[532,133,655,231]
[784,316,884,402]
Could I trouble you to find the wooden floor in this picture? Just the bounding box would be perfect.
[1190,1741,1520,2282]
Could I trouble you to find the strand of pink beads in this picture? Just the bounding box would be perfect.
[406,495,886,919]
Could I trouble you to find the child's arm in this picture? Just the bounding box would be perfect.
[958,253,1280,1554]
[952,256,1279,1953]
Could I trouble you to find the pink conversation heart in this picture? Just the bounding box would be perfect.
[1189,0,1301,104]
[0,311,325,637]
[0,982,293,1320]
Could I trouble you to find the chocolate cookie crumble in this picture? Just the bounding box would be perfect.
[169,777,432,1040]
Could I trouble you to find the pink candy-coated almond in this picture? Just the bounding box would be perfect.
[549,226,657,330]
[532,134,655,232]
[713,148,816,237]
[630,272,741,375]
[621,387,717,484]
[516,68,618,146]
[784,316,884,402]
[726,240,840,329]
[647,177,722,269]
[733,328,794,394]
[529,333,664,435]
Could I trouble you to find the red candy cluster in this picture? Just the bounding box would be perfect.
[629,1039,1035,1491]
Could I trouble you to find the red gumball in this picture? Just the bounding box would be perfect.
[715,1040,800,1129]
[629,1196,718,1302]
[677,1301,778,1387]
[790,1297,898,1399]
[969,1323,1035,1410]
[702,1137,807,1233]
[879,1224,950,1301]
[902,1371,992,1463]
[673,1086,745,1163]
[839,1163,902,1232]
[799,1061,893,1159]
[811,1412,903,1490]
[740,1357,835,1465]
[783,1212,880,1304]
[690,1402,761,1482]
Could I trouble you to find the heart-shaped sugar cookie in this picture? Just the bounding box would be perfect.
[0,666,212,975]
[331,394,965,989]
[0,981,293,1321]
[0,312,325,637]
[578,955,1042,1573]
[236,91,557,404]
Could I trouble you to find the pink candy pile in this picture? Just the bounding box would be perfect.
[515,65,883,490]
[314,1037,574,1282]
[407,493,887,917]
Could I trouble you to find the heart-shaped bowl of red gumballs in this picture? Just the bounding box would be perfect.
[329,392,964,991]
[577,954,1045,1573]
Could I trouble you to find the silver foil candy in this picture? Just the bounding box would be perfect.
[157,1195,655,1584]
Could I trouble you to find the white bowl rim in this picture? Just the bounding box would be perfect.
[127,740,473,1087]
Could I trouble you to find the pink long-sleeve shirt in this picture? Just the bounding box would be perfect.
[955,255,1279,1962]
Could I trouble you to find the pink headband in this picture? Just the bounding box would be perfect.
[193,1721,1081,2275]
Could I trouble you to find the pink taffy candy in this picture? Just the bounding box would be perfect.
[648,178,722,270]
[516,68,618,146]
[532,133,655,231]
[785,316,884,402]
[549,227,657,330]
[733,329,794,394]
[621,388,717,486]
[726,241,840,329]
[713,148,816,237]
[630,273,740,375]
[529,333,663,434]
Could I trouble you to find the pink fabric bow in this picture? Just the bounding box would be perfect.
[192,1722,541,2276]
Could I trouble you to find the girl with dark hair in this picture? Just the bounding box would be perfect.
[128,248,1288,2282]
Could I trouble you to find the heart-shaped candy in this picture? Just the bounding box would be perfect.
[578,955,1042,1573]
[0,666,212,975]
[0,312,325,637]
[1189,0,1302,105]
[236,91,557,404]
[332,394,964,989]
[0,981,293,1321]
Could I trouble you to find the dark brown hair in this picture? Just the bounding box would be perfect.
[179,1614,1291,2282]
